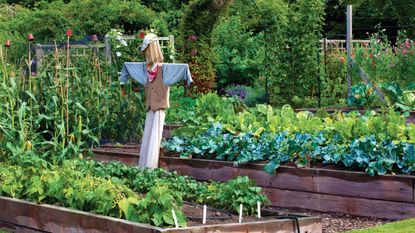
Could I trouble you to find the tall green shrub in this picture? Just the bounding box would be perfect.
[178,0,230,94]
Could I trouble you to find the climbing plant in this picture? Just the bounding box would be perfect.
[270,0,326,106]
[178,0,231,94]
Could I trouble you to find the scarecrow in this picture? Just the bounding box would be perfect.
[120,33,192,168]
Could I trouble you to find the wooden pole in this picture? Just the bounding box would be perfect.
[105,35,111,65]
[346,5,353,99]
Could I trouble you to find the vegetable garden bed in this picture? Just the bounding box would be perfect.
[0,195,322,233]
[91,148,415,220]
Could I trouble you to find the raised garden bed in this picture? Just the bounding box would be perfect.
[0,196,322,233]
[158,157,415,220]
[91,147,415,220]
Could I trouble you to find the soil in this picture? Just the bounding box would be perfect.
[93,143,140,154]
[183,203,309,227]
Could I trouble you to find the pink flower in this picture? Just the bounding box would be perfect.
[191,49,198,56]
[405,41,411,48]
[187,35,198,41]
[339,57,345,64]
[403,49,408,55]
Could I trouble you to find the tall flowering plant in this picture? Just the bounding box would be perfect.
[354,31,415,87]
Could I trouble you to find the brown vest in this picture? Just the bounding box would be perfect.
[145,66,170,111]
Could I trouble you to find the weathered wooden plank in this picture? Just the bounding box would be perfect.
[237,167,269,187]
[0,196,320,233]
[267,167,318,193]
[159,157,415,203]
[264,188,415,220]
[181,159,211,181]
[0,197,41,229]
[161,217,321,233]
[209,160,239,182]
[317,169,413,203]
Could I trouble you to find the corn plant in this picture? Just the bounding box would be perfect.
[0,44,145,164]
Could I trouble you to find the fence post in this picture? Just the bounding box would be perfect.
[105,35,112,65]
[169,35,175,54]
[35,44,44,70]
[346,5,353,99]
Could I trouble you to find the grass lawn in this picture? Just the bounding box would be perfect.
[345,218,415,233]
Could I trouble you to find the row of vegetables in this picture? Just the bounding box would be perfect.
[162,94,415,176]
[0,156,268,227]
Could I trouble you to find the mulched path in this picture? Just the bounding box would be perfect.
[183,203,391,232]
[271,207,391,233]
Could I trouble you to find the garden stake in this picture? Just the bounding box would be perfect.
[257,201,261,219]
[27,36,34,133]
[203,205,207,224]
[66,30,72,138]
[239,204,243,223]
[172,209,179,228]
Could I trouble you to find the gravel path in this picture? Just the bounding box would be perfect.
[273,207,392,233]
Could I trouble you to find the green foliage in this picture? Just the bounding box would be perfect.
[217,176,269,215]
[178,0,231,94]
[0,157,271,227]
[212,0,264,87]
[353,31,415,87]
[0,49,145,166]
[163,104,415,176]
[270,0,325,106]
[137,185,186,227]
[165,86,197,123]
[76,159,270,216]
[223,84,266,107]
[320,51,348,106]
[0,0,157,43]
[172,93,245,137]
[348,83,378,108]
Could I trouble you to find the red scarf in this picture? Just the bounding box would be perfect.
[147,64,159,83]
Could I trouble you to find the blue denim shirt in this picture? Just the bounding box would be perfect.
[119,62,193,86]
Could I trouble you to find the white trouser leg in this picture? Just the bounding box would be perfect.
[139,111,154,168]
[139,110,165,168]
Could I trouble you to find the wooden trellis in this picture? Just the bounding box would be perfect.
[34,35,174,67]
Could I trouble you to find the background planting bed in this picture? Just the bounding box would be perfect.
[0,196,321,233]
[92,148,415,220]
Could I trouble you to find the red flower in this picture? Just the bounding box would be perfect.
[66,29,73,37]
[139,31,145,39]
[405,41,411,48]
[5,40,10,47]
[339,57,345,64]
[28,34,35,41]
[91,35,98,42]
